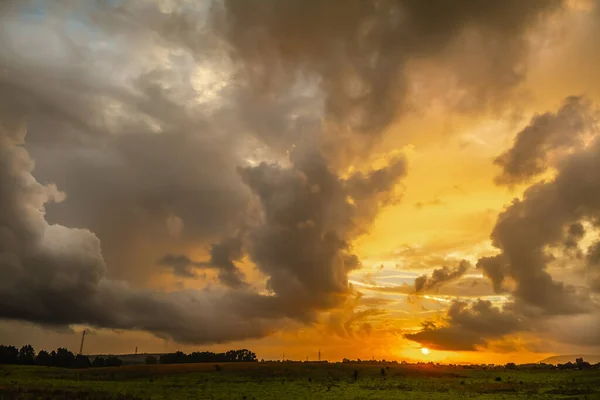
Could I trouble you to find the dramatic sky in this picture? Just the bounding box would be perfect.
[1,0,600,364]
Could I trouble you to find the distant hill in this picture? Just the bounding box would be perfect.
[540,355,600,365]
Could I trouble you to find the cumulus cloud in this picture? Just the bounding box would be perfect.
[414,260,470,292]
[408,98,600,351]
[404,300,522,351]
[587,241,600,292]
[476,255,510,294]
[223,0,564,160]
[0,1,257,284]
[0,117,406,341]
[487,134,600,315]
[494,96,598,186]
[0,122,287,343]
[0,0,578,345]
[0,0,408,342]
[239,151,407,311]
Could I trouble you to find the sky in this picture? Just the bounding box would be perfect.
[1,0,600,365]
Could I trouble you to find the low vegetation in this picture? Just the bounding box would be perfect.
[1,358,600,399]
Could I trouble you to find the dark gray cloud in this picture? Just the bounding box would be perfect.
[202,236,247,288]
[0,116,406,341]
[240,151,406,311]
[587,241,600,292]
[223,0,564,160]
[476,255,509,294]
[0,123,285,343]
[159,236,247,288]
[494,96,598,186]
[414,260,470,292]
[0,0,408,343]
[0,0,579,345]
[588,241,600,266]
[564,222,585,251]
[0,2,255,284]
[158,254,199,278]
[404,300,522,351]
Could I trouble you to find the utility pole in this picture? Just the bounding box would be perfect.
[318,350,321,362]
[135,346,138,355]
[282,353,285,362]
[79,330,87,355]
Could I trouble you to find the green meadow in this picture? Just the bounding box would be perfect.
[2,362,600,399]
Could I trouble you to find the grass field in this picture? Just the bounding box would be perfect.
[1,362,600,399]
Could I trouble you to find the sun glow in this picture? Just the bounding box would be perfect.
[421,347,430,355]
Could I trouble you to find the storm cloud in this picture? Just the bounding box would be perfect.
[0,118,406,341]
[224,0,563,137]
[240,152,406,309]
[0,121,287,343]
[0,0,579,346]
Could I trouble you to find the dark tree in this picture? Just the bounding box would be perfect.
[74,354,91,369]
[240,349,257,362]
[105,356,123,367]
[49,350,57,365]
[18,345,36,365]
[159,351,187,364]
[0,345,19,364]
[558,361,576,370]
[159,349,258,364]
[36,350,52,366]
[92,356,105,367]
[54,348,75,368]
[576,357,591,369]
[505,362,517,370]
[145,355,158,365]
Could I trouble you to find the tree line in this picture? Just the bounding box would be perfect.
[157,349,257,364]
[0,345,122,368]
[1,345,257,368]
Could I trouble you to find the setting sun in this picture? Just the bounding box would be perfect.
[421,347,430,355]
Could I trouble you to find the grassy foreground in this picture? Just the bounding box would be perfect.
[1,362,600,399]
